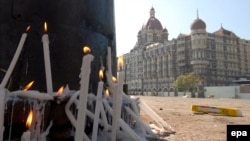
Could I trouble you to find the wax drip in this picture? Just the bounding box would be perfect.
[8,101,15,140]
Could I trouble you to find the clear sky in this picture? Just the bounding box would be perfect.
[114,0,250,56]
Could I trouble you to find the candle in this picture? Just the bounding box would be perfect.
[41,121,53,141]
[75,46,94,141]
[124,107,155,137]
[107,47,112,75]
[103,98,141,141]
[91,69,104,141]
[21,131,31,141]
[111,56,124,141]
[10,90,53,101]
[104,88,110,99]
[23,81,35,91]
[21,111,33,141]
[111,72,124,141]
[0,89,6,141]
[0,26,30,88]
[139,99,175,132]
[117,55,123,72]
[41,22,53,95]
[55,85,67,103]
[100,103,110,131]
[65,91,79,128]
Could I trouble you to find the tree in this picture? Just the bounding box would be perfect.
[174,72,201,95]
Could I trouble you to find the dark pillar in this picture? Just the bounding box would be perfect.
[0,0,116,93]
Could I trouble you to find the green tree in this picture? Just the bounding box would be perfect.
[174,72,201,95]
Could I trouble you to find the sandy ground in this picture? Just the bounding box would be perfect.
[138,96,250,141]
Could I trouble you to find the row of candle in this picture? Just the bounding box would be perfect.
[0,22,52,93]
[6,82,69,141]
[0,20,139,141]
[0,22,52,141]
[0,20,65,140]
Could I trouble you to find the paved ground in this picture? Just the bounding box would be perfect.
[139,96,250,141]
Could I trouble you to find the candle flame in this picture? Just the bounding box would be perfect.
[99,69,104,80]
[26,25,31,32]
[26,111,33,128]
[44,22,48,32]
[23,81,34,91]
[112,76,117,82]
[83,46,91,54]
[57,86,64,95]
[117,55,124,68]
[105,89,109,97]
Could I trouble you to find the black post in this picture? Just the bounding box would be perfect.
[0,0,116,93]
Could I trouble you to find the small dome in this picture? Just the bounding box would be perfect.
[191,18,206,30]
[142,7,163,31]
[214,26,236,37]
[162,28,168,32]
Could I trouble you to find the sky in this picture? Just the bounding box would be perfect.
[114,0,250,56]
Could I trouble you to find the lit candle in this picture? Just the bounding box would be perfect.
[75,46,94,141]
[92,69,104,141]
[21,111,33,141]
[41,22,53,95]
[0,89,6,141]
[57,85,64,96]
[10,90,53,101]
[104,88,110,99]
[0,26,31,88]
[23,80,34,91]
[111,56,124,141]
[55,85,67,103]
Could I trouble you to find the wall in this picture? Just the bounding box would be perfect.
[205,86,250,99]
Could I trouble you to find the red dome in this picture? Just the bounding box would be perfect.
[191,18,206,30]
[142,17,163,30]
[142,7,163,31]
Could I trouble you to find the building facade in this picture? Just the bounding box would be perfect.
[123,7,250,95]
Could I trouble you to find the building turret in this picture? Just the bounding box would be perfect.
[190,10,209,84]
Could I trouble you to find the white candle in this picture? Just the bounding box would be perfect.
[111,71,124,141]
[103,98,141,141]
[0,26,30,88]
[91,80,104,141]
[21,130,31,141]
[10,90,53,101]
[0,89,6,141]
[124,107,155,136]
[107,47,112,75]
[22,110,33,141]
[65,91,79,128]
[100,103,110,131]
[41,22,53,95]
[41,121,53,141]
[75,54,94,141]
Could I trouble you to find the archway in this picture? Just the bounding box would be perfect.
[151,87,157,96]
[168,87,175,96]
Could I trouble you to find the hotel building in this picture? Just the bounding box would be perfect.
[123,8,250,94]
